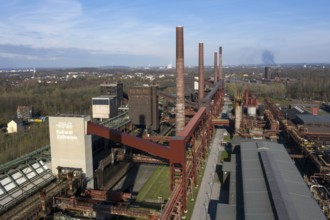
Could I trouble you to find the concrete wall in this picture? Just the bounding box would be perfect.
[92,96,118,119]
[128,86,159,130]
[49,115,93,188]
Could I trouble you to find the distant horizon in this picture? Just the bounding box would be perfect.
[1,62,329,70]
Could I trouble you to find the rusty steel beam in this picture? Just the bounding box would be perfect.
[290,154,305,159]
[87,122,172,160]
[179,107,206,140]
[161,184,182,220]
[142,136,171,142]
[185,108,196,117]
[96,153,113,189]
[120,154,167,164]
[212,119,230,126]
[157,91,196,108]
[54,196,158,219]
[176,26,185,135]
[198,42,204,107]
[87,125,187,167]
[304,132,330,138]
[201,81,223,111]
[88,108,207,164]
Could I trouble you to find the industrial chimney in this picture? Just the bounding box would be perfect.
[176,26,185,135]
[198,42,204,107]
[265,67,271,79]
[214,52,218,84]
[235,98,242,133]
[219,46,223,80]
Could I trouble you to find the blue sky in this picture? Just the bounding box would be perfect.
[0,0,329,68]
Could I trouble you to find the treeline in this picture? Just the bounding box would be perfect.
[0,77,102,164]
[0,122,49,164]
[226,83,286,101]
[225,66,330,102]
[0,77,102,124]
[284,68,330,101]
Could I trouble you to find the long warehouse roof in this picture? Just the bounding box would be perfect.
[217,140,326,220]
[241,141,326,220]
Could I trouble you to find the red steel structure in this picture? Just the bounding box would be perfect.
[87,107,210,219]
[87,82,225,219]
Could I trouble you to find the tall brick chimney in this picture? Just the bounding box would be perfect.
[219,46,223,80]
[198,42,204,107]
[214,52,218,84]
[176,26,185,135]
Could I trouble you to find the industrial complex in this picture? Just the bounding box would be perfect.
[1,26,330,220]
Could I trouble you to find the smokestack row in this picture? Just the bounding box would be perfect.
[175,26,185,135]
[175,26,224,134]
[198,42,204,107]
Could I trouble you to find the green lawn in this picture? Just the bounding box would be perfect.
[135,165,170,202]
[223,134,231,142]
[220,150,230,162]
[134,148,216,219]
[134,161,209,219]
[319,109,330,116]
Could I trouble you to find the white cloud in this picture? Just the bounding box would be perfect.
[0,51,40,60]
[0,0,175,57]
[0,0,83,48]
[0,0,330,67]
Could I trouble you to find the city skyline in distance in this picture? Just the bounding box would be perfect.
[0,0,330,68]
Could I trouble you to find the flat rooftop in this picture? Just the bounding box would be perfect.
[216,141,326,220]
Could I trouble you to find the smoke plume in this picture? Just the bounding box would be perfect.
[262,50,275,65]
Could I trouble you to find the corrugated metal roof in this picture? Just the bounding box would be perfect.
[216,204,236,220]
[241,141,326,220]
[241,141,275,220]
[259,141,326,220]
[296,114,330,125]
[284,107,310,121]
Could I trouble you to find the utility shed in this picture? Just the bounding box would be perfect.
[7,120,17,134]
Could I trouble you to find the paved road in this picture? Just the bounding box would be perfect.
[191,128,225,220]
